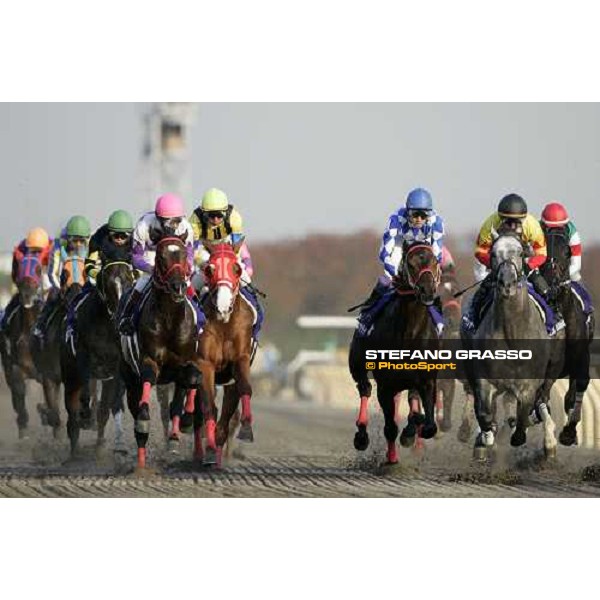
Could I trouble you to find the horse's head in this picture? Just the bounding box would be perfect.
[154,236,189,302]
[490,231,525,298]
[203,242,243,322]
[16,254,43,308]
[400,243,440,305]
[540,228,571,286]
[60,256,87,302]
[99,260,135,316]
[439,276,461,333]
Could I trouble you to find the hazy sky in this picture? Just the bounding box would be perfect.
[1,103,600,252]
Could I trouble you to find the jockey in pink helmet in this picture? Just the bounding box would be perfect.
[118,194,196,335]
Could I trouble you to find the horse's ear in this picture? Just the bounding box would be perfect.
[491,226,499,241]
[203,263,215,278]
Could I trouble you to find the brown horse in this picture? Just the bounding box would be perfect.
[194,242,256,467]
[120,236,205,471]
[349,243,442,464]
[32,256,87,440]
[0,254,44,438]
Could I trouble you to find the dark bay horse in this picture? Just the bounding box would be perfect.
[32,256,87,439]
[62,260,135,457]
[461,231,561,459]
[120,237,204,471]
[349,244,442,464]
[0,254,44,437]
[540,228,594,446]
[194,242,256,467]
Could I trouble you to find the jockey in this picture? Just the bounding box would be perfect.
[85,209,135,283]
[65,210,135,335]
[540,202,582,281]
[118,194,199,335]
[0,227,52,331]
[33,216,91,340]
[190,188,264,337]
[356,188,445,335]
[462,193,563,333]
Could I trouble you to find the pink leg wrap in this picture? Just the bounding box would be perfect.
[240,394,252,424]
[205,419,217,450]
[185,389,196,414]
[170,415,181,439]
[140,381,152,407]
[194,428,204,460]
[387,441,398,464]
[137,447,146,469]
[357,396,369,426]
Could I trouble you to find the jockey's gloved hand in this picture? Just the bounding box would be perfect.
[527,268,550,297]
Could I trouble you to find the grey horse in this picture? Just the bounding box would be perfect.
[461,231,561,460]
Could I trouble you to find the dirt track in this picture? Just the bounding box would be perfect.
[1,380,600,497]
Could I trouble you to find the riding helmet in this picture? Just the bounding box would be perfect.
[25,227,50,249]
[201,188,229,212]
[541,202,569,228]
[108,209,134,233]
[406,188,433,211]
[66,215,91,238]
[497,194,527,219]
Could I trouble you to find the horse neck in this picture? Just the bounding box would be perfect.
[492,283,529,338]
[153,285,188,326]
[389,295,430,337]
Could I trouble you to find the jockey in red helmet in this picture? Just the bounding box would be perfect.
[540,202,582,281]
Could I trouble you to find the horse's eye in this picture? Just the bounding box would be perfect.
[232,263,242,277]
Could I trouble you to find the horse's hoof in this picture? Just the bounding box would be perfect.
[400,424,417,448]
[353,426,369,451]
[237,423,254,443]
[439,419,452,433]
[473,445,487,461]
[203,447,218,467]
[167,438,181,454]
[36,404,49,426]
[510,429,527,447]
[135,406,150,434]
[113,443,128,456]
[180,413,194,434]
[421,423,438,440]
[559,427,578,447]
[409,412,426,427]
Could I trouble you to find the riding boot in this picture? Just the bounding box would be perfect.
[118,289,143,336]
[33,295,59,342]
[530,270,565,334]
[462,275,493,332]
[357,279,391,336]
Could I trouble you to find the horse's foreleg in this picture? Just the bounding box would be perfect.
[136,359,158,469]
[112,376,127,454]
[10,367,29,438]
[472,379,495,459]
[378,386,399,464]
[560,378,580,446]
[234,355,254,443]
[215,384,240,467]
[96,379,112,451]
[199,364,218,462]
[63,377,82,456]
[156,384,171,442]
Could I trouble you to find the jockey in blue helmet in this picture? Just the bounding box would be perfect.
[356,188,446,336]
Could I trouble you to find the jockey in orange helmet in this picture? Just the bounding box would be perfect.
[1,228,53,331]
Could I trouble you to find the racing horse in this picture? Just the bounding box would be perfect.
[61,260,135,457]
[540,227,594,446]
[461,230,561,460]
[349,243,442,464]
[0,253,44,437]
[193,241,257,467]
[32,256,87,440]
[119,236,205,471]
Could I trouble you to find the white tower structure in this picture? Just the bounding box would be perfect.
[140,102,197,205]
